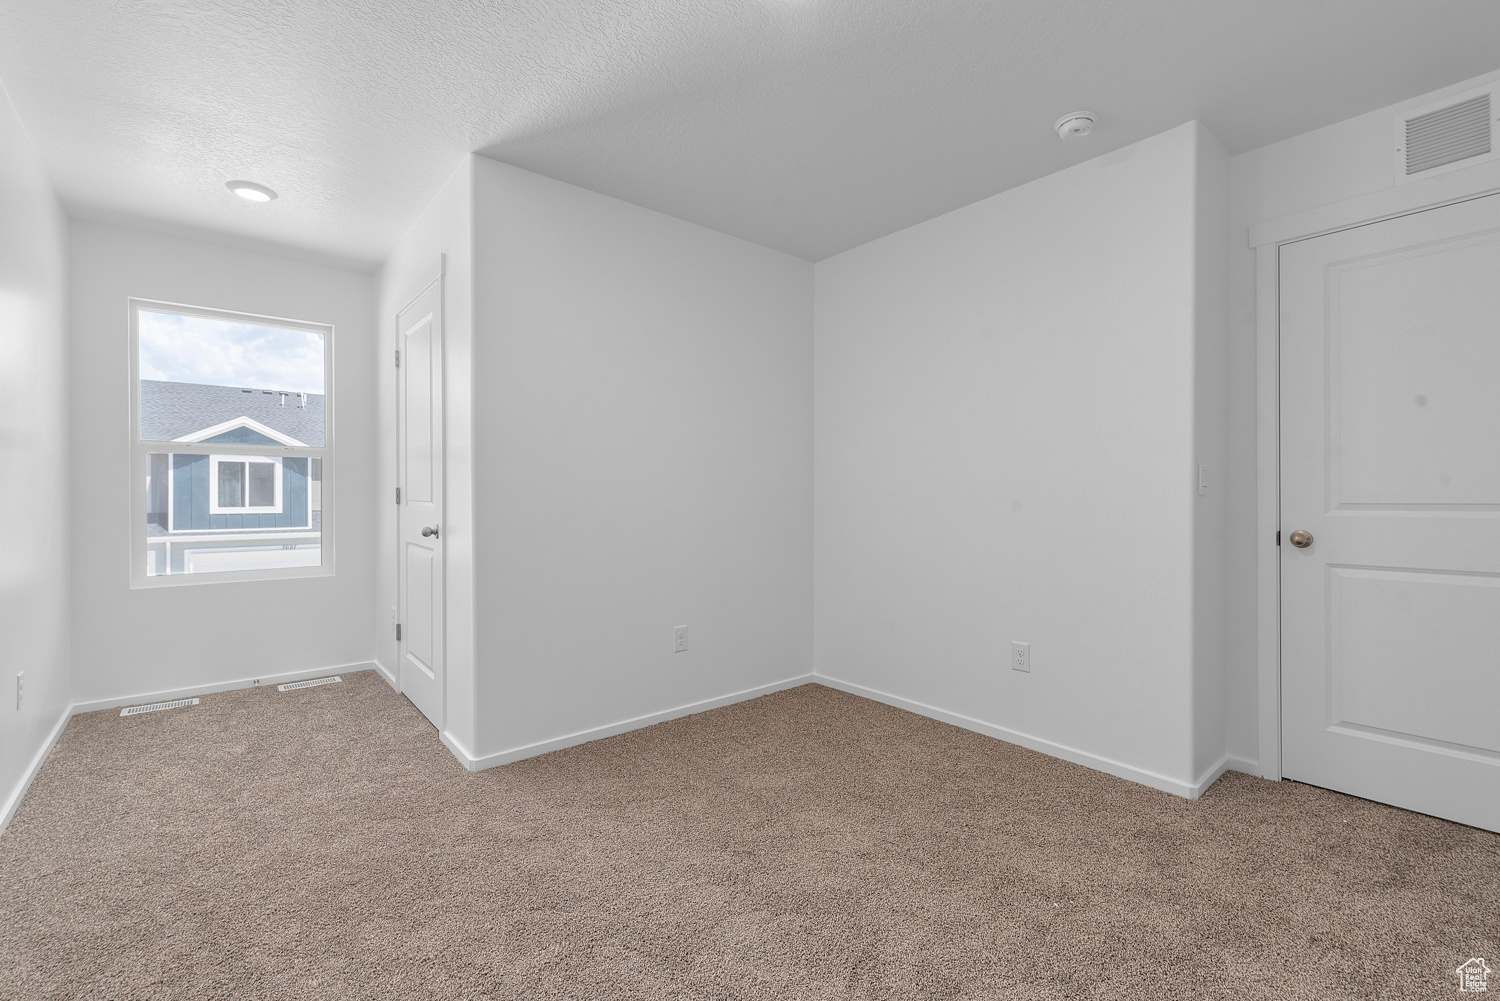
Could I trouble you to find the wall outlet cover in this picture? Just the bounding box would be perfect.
[1011,641,1030,673]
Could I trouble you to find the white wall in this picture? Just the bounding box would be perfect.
[1192,128,1231,781]
[1222,66,1500,770]
[468,157,814,761]
[0,84,70,831]
[814,122,1230,797]
[375,157,477,752]
[68,221,377,706]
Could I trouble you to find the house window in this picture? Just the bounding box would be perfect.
[209,456,283,513]
[130,299,332,586]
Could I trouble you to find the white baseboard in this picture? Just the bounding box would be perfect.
[3,660,382,838]
[440,673,816,773]
[1225,755,1260,780]
[815,674,1227,800]
[372,659,397,689]
[0,705,72,838]
[7,661,1267,838]
[1188,755,1260,797]
[69,661,378,716]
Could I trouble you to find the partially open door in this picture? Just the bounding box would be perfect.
[396,276,444,729]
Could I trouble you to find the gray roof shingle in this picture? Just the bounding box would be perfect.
[140,380,326,446]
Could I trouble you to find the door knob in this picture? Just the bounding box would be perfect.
[1289,529,1313,549]
[421,525,440,539]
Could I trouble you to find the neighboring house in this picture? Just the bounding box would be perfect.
[142,380,324,575]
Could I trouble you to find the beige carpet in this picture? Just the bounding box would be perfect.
[1,672,1495,1000]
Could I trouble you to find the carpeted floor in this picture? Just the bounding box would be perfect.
[1,672,1495,999]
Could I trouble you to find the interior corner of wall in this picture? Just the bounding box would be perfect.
[1191,118,1231,160]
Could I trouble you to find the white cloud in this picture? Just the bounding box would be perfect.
[140,311,325,395]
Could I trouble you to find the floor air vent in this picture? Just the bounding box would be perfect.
[278,675,342,692]
[120,698,199,717]
[1397,85,1498,183]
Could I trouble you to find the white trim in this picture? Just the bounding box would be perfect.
[1256,243,1283,781]
[1247,158,1500,784]
[1248,159,1500,247]
[395,270,447,731]
[1,663,380,838]
[0,705,71,838]
[4,666,1257,839]
[129,298,335,588]
[175,416,307,447]
[207,455,284,515]
[151,530,318,543]
[141,559,329,591]
[308,456,320,528]
[372,659,398,689]
[1191,755,1260,799]
[1227,755,1259,779]
[439,674,815,773]
[68,661,379,716]
[432,669,1251,798]
[815,675,1234,799]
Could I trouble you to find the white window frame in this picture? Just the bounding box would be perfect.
[130,298,334,587]
[208,455,284,515]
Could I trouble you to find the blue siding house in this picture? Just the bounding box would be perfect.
[168,454,310,530]
[141,380,324,574]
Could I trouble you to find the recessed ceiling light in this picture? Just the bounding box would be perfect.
[1054,112,1097,141]
[226,180,277,202]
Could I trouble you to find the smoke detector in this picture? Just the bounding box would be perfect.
[1054,112,1097,141]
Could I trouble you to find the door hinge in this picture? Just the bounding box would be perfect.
[394,349,400,367]
[395,623,402,641]
[395,486,401,505]
[1276,530,1281,546]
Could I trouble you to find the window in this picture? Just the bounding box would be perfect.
[130,300,333,586]
[210,456,282,513]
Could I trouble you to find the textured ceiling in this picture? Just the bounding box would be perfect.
[2,1,1499,267]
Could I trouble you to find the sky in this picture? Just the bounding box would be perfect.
[139,311,325,395]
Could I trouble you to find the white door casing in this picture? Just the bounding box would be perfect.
[1280,193,1500,832]
[397,276,444,729]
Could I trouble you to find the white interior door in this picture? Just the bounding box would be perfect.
[396,277,444,729]
[1280,193,1500,832]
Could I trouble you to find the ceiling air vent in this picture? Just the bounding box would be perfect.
[1396,84,1500,183]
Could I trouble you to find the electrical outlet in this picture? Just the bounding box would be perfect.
[673,625,689,653]
[15,671,23,711]
[1198,463,1208,496]
[1011,641,1030,673]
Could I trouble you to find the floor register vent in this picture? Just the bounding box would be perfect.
[278,675,342,692]
[1396,84,1498,182]
[120,698,200,717]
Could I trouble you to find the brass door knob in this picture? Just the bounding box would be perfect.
[1289,529,1313,549]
